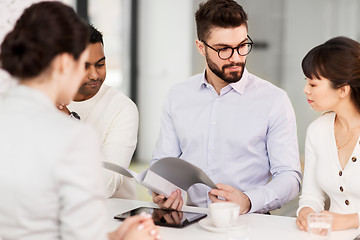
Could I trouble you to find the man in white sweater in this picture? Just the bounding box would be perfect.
[62,25,139,199]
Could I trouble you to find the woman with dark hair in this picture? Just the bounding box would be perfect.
[0,2,159,240]
[296,36,360,231]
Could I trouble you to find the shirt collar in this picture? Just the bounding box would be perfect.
[199,68,249,95]
[71,83,107,104]
[199,69,209,89]
[230,68,249,95]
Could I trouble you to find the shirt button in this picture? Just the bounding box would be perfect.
[352,156,357,162]
[339,170,343,176]
[340,186,343,192]
[345,200,350,205]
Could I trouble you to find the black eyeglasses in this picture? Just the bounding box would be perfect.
[201,35,253,60]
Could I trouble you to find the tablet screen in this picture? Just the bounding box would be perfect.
[114,207,207,228]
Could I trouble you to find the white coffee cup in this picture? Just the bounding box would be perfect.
[210,202,240,228]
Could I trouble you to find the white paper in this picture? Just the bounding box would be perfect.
[103,157,217,199]
[141,170,186,199]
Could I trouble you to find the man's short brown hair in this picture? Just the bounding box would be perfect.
[195,0,248,41]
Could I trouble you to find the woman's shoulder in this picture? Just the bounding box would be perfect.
[307,111,335,133]
[39,110,98,149]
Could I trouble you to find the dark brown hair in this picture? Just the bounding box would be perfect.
[89,24,103,45]
[0,1,89,79]
[302,36,360,112]
[195,0,248,41]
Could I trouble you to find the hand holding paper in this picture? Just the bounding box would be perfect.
[152,189,183,210]
[103,157,218,200]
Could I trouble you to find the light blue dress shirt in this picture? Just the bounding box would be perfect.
[152,69,302,213]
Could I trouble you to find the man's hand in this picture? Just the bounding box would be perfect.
[152,189,183,211]
[208,183,251,214]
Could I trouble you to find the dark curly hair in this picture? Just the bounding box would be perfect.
[195,0,248,41]
[0,1,89,79]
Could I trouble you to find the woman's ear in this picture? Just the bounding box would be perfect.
[339,84,351,99]
[50,53,74,81]
[195,39,205,56]
[58,53,74,75]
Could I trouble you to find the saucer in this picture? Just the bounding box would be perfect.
[199,217,248,233]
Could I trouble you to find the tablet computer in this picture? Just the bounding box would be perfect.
[114,207,207,228]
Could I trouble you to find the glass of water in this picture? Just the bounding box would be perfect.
[307,212,332,240]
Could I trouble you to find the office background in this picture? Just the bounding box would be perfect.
[1,0,360,163]
[1,0,359,215]
[79,0,360,164]
[72,0,360,215]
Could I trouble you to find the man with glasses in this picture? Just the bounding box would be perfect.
[151,0,301,215]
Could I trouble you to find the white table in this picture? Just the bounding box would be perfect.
[107,199,360,240]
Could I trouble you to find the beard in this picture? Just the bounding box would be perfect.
[205,52,245,83]
[77,79,104,97]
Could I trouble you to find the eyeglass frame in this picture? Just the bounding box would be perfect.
[201,35,254,60]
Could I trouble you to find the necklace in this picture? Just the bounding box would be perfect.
[334,114,360,149]
[335,127,360,149]
[336,132,354,149]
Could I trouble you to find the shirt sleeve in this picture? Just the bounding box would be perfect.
[101,100,139,197]
[244,92,302,213]
[297,123,326,215]
[56,125,107,240]
[151,93,182,164]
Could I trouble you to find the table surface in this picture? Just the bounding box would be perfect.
[106,199,360,240]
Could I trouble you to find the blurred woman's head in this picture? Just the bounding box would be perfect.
[0,1,89,103]
[302,36,360,113]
